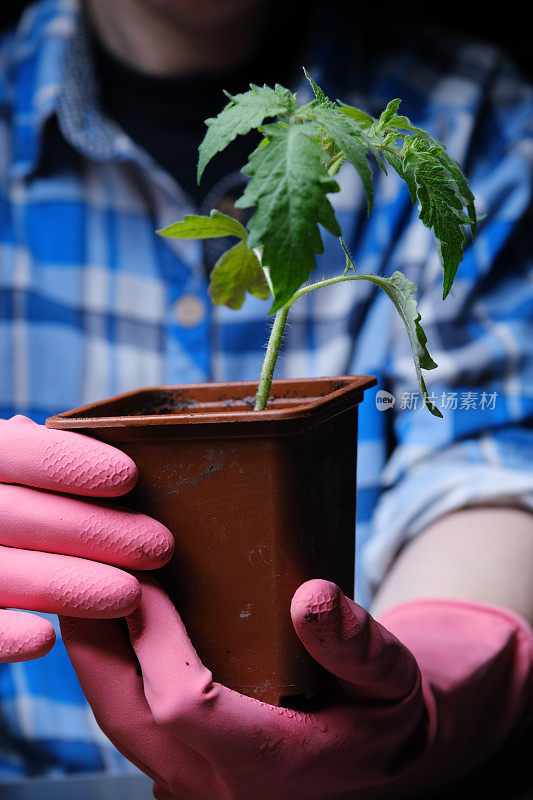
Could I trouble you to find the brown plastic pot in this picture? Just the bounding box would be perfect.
[46,375,376,705]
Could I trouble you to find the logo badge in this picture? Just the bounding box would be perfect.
[375,390,396,411]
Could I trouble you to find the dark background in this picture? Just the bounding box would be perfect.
[0,1,531,82]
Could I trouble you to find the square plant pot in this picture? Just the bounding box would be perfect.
[46,375,376,705]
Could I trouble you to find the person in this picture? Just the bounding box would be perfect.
[0,0,532,796]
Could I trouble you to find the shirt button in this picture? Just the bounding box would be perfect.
[172,295,206,327]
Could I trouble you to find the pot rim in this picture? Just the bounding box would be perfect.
[46,375,377,430]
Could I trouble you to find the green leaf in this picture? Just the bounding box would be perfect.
[157,209,270,310]
[433,148,477,242]
[302,67,335,108]
[377,98,402,129]
[386,114,441,147]
[355,270,442,416]
[157,209,247,240]
[383,149,417,204]
[209,240,270,309]
[403,141,473,298]
[235,122,341,312]
[197,83,296,181]
[300,105,374,214]
[338,103,374,129]
[365,106,477,298]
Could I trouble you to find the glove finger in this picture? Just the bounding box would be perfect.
[126,574,214,707]
[0,484,174,570]
[60,615,215,798]
[126,575,311,776]
[0,545,141,618]
[291,579,420,702]
[0,609,55,662]
[0,415,137,497]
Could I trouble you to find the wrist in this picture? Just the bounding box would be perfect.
[380,598,533,783]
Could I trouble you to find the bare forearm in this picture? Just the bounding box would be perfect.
[371,506,533,623]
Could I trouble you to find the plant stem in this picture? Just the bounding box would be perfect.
[254,240,365,411]
[339,236,356,273]
[292,272,364,301]
[253,274,367,410]
[254,304,290,411]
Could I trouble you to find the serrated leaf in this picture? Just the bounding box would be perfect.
[403,142,473,298]
[383,149,417,204]
[368,111,477,298]
[209,240,270,309]
[357,129,389,174]
[387,115,441,147]
[235,122,341,312]
[300,105,374,214]
[197,83,295,181]
[378,99,402,129]
[432,148,477,242]
[337,102,389,171]
[355,270,442,416]
[157,209,247,240]
[338,103,374,129]
[302,67,335,108]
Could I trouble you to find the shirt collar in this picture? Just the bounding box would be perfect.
[7,0,364,184]
[9,0,79,179]
[9,0,139,181]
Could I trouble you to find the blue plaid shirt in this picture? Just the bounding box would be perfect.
[1,0,533,780]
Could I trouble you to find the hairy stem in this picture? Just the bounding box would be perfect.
[292,272,364,301]
[254,304,290,411]
[254,277,368,410]
[339,236,356,272]
[254,236,369,410]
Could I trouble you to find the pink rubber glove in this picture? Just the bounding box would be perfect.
[0,415,174,662]
[60,574,533,800]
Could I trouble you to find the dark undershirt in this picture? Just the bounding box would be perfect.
[91,4,310,208]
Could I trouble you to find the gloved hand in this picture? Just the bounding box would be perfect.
[0,415,174,662]
[60,574,533,800]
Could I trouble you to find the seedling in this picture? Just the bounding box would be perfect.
[158,69,477,416]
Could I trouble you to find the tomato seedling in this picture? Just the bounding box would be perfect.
[158,69,477,416]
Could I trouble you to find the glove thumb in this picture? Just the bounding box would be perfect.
[291,579,420,702]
